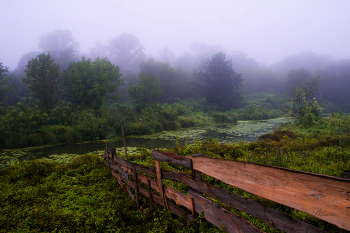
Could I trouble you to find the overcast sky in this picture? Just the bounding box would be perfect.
[1,0,349,70]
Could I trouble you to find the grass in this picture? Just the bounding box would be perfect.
[1,113,349,232]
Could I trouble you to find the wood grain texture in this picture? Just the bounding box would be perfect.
[118,164,192,210]
[188,190,264,233]
[152,150,192,169]
[104,152,329,232]
[112,170,193,221]
[161,170,326,233]
[191,156,350,230]
[104,161,128,178]
[103,153,157,176]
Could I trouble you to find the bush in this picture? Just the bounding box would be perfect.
[212,112,237,123]
[27,133,43,146]
[65,127,82,144]
[179,117,195,128]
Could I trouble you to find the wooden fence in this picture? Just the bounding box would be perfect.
[101,148,350,233]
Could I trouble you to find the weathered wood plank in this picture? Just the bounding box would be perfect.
[162,170,328,233]
[120,165,160,192]
[112,170,193,221]
[108,154,326,233]
[104,161,128,178]
[152,150,192,169]
[118,164,192,210]
[155,160,167,209]
[105,153,328,233]
[191,156,350,230]
[188,190,264,233]
[103,153,157,176]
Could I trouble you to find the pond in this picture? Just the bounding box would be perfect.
[0,117,289,169]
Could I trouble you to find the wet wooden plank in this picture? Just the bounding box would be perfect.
[118,164,192,210]
[152,150,192,169]
[103,153,157,176]
[112,170,193,221]
[104,161,128,178]
[188,190,264,233]
[106,153,327,233]
[120,165,159,192]
[162,170,328,233]
[191,156,350,231]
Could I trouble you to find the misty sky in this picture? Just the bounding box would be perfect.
[1,0,350,70]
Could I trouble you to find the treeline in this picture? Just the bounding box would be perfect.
[0,29,349,148]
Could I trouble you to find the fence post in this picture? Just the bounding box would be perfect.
[188,153,205,218]
[155,160,167,209]
[147,179,153,211]
[339,170,350,233]
[188,154,205,193]
[121,125,128,161]
[133,167,140,210]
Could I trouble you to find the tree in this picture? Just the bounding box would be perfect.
[194,52,243,111]
[139,58,193,102]
[38,29,79,70]
[15,51,42,72]
[23,53,61,115]
[62,57,124,110]
[285,68,314,98]
[127,73,162,111]
[321,60,350,111]
[0,62,14,105]
[107,33,145,73]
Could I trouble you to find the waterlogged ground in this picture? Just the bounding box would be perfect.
[0,117,289,169]
[132,117,290,144]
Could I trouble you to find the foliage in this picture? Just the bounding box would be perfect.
[107,32,146,73]
[0,153,224,232]
[285,68,314,98]
[127,72,163,111]
[62,57,124,110]
[2,112,350,232]
[23,53,61,115]
[0,62,14,106]
[211,112,237,123]
[194,52,243,111]
[139,58,194,102]
[38,29,79,71]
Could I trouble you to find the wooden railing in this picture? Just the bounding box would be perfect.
[101,148,350,233]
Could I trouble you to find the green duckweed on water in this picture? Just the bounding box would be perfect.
[130,117,289,144]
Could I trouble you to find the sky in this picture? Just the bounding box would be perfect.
[1,0,350,70]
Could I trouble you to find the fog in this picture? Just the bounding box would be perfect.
[1,0,349,70]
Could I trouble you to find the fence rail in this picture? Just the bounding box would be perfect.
[101,148,350,233]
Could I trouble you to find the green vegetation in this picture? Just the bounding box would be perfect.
[0,152,226,232]
[194,51,243,111]
[1,113,349,232]
[0,62,14,110]
[62,57,124,111]
[23,53,61,116]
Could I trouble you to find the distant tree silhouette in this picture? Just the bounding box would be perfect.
[194,52,243,111]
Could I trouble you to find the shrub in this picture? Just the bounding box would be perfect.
[179,117,195,128]
[212,112,237,123]
[65,127,82,144]
[27,133,43,146]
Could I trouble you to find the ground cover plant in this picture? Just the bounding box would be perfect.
[1,113,349,232]
[0,152,225,232]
